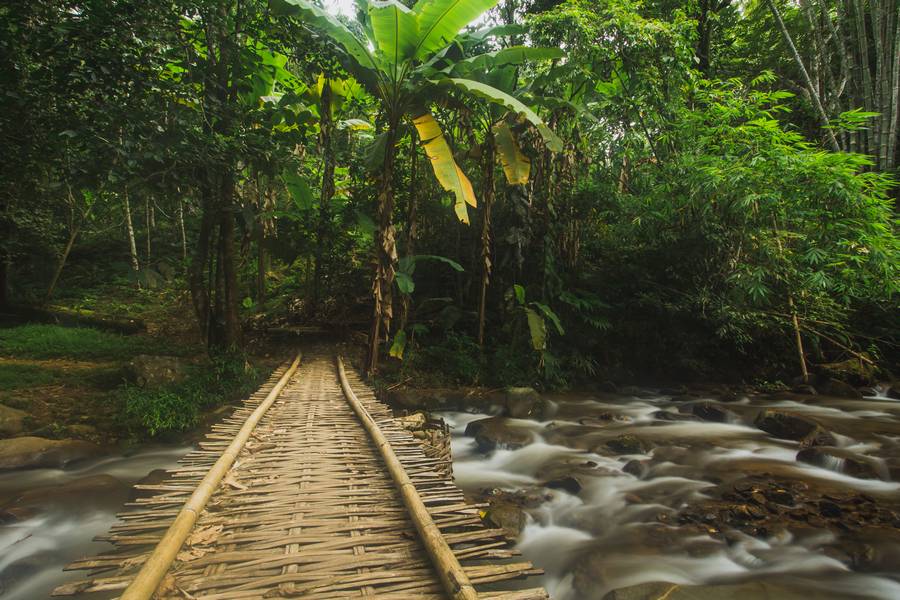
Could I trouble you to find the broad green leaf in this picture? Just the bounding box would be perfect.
[389,329,407,359]
[451,46,564,75]
[412,0,501,60]
[441,78,563,152]
[493,122,530,185]
[532,301,564,335]
[339,118,374,130]
[513,284,526,304]
[369,0,419,71]
[281,170,315,210]
[524,307,547,351]
[273,0,380,76]
[412,112,476,223]
[396,271,415,294]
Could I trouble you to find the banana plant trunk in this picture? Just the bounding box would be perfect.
[313,81,335,315]
[366,123,399,374]
[478,140,495,346]
[400,140,418,332]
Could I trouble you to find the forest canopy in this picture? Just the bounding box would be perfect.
[1,0,897,387]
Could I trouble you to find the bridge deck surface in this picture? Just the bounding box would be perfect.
[55,353,546,599]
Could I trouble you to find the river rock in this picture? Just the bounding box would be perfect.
[483,501,527,537]
[387,388,504,413]
[0,436,102,471]
[858,386,879,397]
[679,402,734,423]
[818,378,863,399]
[887,383,900,400]
[797,447,881,480]
[544,475,584,494]
[819,358,876,386]
[464,417,532,451]
[127,354,188,388]
[623,459,649,478]
[0,550,60,595]
[754,409,820,441]
[0,404,27,437]
[603,435,651,455]
[505,387,547,419]
[602,581,852,600]
[792,385,818,396]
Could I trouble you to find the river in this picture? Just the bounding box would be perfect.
[2,386,899,599]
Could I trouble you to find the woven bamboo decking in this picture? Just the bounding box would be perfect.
[53,353,548,599]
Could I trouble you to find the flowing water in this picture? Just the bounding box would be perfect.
[439,386,900,599]
[2,387,900,599]
[0,446,188,599]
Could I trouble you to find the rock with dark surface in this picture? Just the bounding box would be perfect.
[504,387,547,419]
[0,404,27,437]
[603,435,651,455]
[679,402,734,423]
[483,501,527,537]
[127,354,188,388]
[544,475,584,494]
[464,417,532,452]
[818,378,863,399]
[887,383,900,400]
[819,358,876,386]
[858,386,879,397]
[799,426,838,448]
[797,447,881,480]
[623,459,649,478]
[0,551,60,595]
[0,436,102,471]
[792,385,818,396]
[602,581,853,600]
[754,409,822,441]
[387,388,504,413]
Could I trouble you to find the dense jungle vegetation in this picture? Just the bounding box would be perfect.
[1,0,897,414]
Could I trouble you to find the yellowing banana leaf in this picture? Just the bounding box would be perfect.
[412,112,476,223]
[493,121,530,185]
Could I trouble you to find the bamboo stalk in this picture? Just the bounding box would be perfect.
[118,354,302,600]
[336,356,479,600]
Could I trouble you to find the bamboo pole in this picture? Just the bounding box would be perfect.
[119,354,302,600]
[336,356,479,600]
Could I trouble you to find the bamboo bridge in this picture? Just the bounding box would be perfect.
[52,352,548,599]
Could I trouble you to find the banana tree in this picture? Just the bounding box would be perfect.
[444,47,564,345]
[274,0,561,373]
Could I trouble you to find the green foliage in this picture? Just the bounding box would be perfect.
[121,352,261,437]
[0,325,164,360]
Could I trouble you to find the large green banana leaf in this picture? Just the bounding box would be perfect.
[273,0,379,75]
[493,122,530,185]
[412,0,500,61]
[451,46,564,75]
[412,112,476,223]
[440,77,564,152]
[369,0,419,70]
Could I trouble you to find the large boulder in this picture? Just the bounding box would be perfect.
[504,387,547,419]
[464,417,533,452]
[818,358,876,386]
[0,404,27,437]
[754,409,820,441]
[602,435,652,455]
[127,354,189,388]
[797,447,882,480]
[0,436,102,471]
[817,378,863,399]
[678,402,734,423]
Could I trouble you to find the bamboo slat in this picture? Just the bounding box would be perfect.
[53,350,547,599]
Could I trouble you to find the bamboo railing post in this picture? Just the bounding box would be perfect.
[336,356,479,600]
[119,354,302,600]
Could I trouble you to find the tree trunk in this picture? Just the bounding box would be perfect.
[177,195,187,261]
[313,80,335,314]
[696,0,712,74]
[218,173,241,349]
[123,188,141,275]
[478,140,496,347]
[399,139,418,333]
[888,9,900,170]
[789,294,809,384]
[189,183,214,343]
[45,226,79,303]
[0,258,7,309]
[366,124,399,374]
[765,0,841,152]
[144,196,151,263]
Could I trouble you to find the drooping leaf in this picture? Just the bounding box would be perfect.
[439,78,563,152]
[532,301,564,335]
[492,122,530,185]
[389,329,407,359]
[273,0,380,77]
[412,0,501,60]
[364,131,390,172]
[412,112,476,223]
[513,284,526,304]
[451,46,564,75]
[524,307,547,351]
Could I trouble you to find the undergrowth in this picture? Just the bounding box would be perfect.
[0,324,168,360]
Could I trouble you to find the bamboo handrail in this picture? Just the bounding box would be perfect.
[336,356,479,600]
[119,354,302,600]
